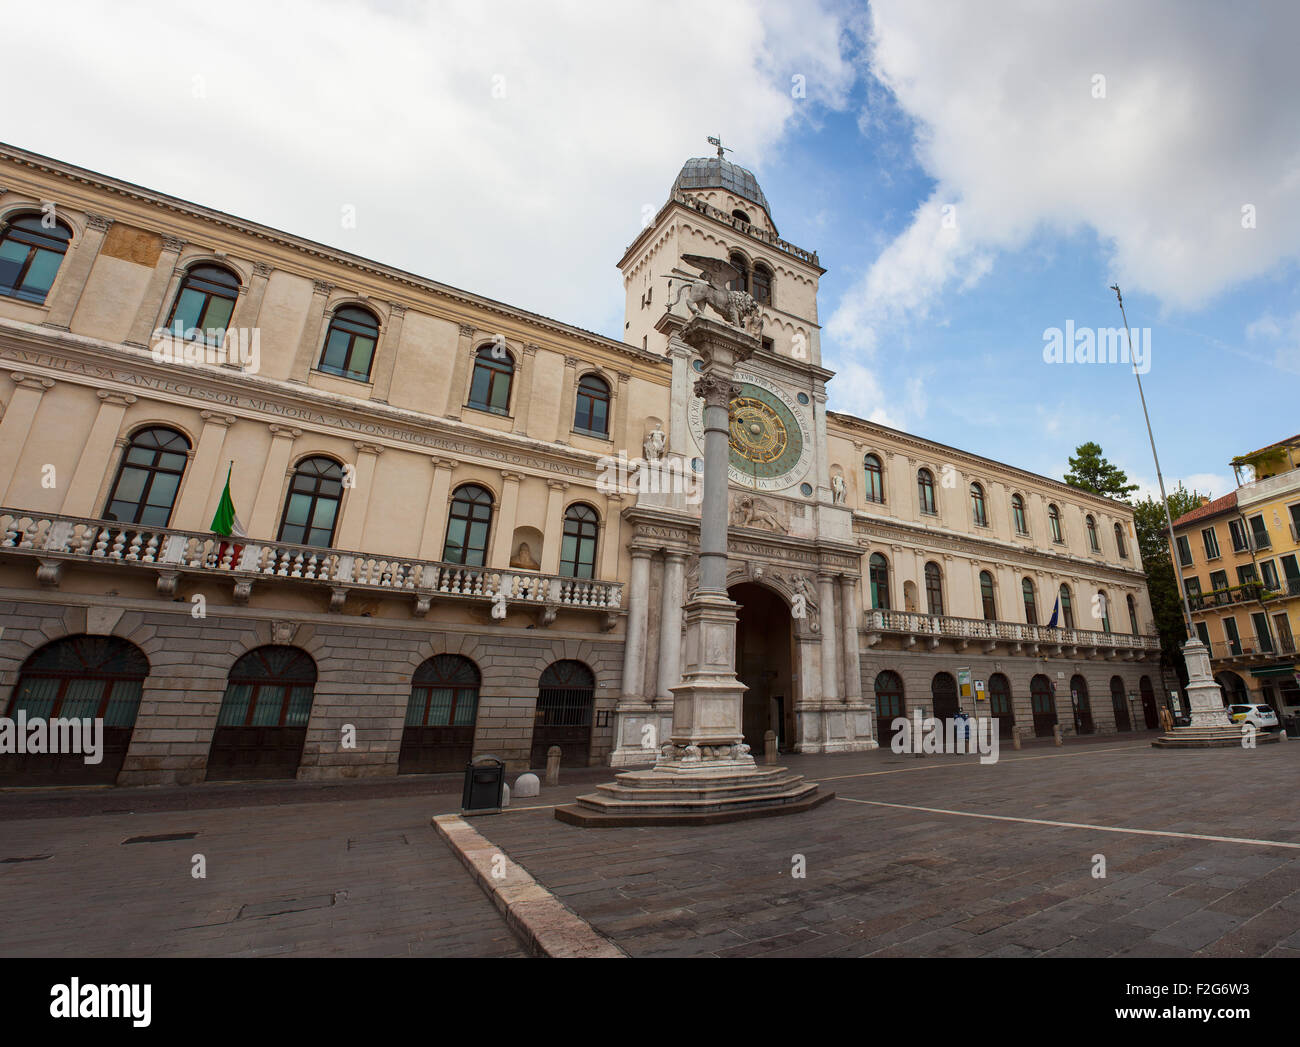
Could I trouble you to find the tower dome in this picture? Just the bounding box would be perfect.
[671,155,775,232]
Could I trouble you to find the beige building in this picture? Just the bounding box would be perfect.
[0,142,1161,787]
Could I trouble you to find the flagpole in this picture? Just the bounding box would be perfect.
[1110,285,1195,640]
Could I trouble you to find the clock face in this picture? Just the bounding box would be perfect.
[688,373,812,491]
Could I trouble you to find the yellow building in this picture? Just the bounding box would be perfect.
[1170,434,1300,721]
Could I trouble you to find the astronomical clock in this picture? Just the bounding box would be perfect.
[687,370,813,493]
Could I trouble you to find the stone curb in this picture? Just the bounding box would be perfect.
[432,813,627,958]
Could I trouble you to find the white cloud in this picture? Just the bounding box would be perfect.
[830,0,1300,352]
[1131,472,1232,504]
[3,0,855,335]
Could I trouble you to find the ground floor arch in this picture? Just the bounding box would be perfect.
[1030,674,1057,737]
[399,654,480,774]
[931,671,959,720]
[207,646,317,781]
[531,660,595,768]
[730,582,795,753]
[1139,675,1159,728]
[1216,671,1248,705]
[988,672,1015,739]
[1110,675,1132,731]
[1070,674,1094,735]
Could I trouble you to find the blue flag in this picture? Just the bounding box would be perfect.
[1046,596,1060,628]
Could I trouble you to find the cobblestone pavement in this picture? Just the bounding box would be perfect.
[2,733,1297,957]
[0,791,526,957]
[481,735,1300,957]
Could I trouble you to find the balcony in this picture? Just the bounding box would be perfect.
[1206,634,1297,663]
[0,509,623,628]
[1189,579,1300,611]
[862,608,1159,658]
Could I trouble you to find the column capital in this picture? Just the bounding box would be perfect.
[547,479,570,491]
[199,410,237,428]
[312,280,334,296]
[631,547,655,561]
[161,235,186,253]
[389,302,407,318]
[693,373,742,408]
[84,212,114,232]
[95,389,137,407]
[458,323,475,337]
[252,261,274,279]
[430,456,459,471]
[500,471,526,484]
[9,372,55,392]
[564,355,581,369]
[523,343,539,356]
[663,549,688,564]
[353,441,385,455]
[268,424,301,439]
[617,371,632,384]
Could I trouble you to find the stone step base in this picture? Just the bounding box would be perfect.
[585,775,818,809]
[556,787,834,827]
[1151,726,1284,749]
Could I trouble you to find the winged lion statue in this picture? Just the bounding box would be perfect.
[662,254,764,337]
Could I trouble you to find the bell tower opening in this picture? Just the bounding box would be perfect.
[729,582,795,753]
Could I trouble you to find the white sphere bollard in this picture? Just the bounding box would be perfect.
[514,772,541,797]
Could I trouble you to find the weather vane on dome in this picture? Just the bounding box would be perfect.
[707,136,732,160]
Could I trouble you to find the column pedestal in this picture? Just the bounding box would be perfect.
[1152,638,1281,748]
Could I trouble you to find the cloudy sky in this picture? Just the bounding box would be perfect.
[9,0,1299,499]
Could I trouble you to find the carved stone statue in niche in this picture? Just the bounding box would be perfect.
[510,542,540,570]
[643,424,666,461]
[831,473,847,505]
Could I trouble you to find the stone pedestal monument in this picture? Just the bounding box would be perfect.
[557,313,832,825]
[1152,637,1281,748]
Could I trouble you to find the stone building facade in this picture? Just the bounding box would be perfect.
[0,142,1161,787]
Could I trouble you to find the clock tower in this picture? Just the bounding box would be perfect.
[610,144,875,766]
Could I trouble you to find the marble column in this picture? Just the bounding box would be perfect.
[555,356,580,443]
[818,571,840,700]
[418,457,458,560]
[169,411,236,531]
[60,390,137,517]
[599,493,623,580]
[123,236,186,347]
[622,549,653,699]
[539,480,568,575]
[247,425,300,539]
[287,280,334,382]
[227,261,272,341]
[368,303,407,403]
[489,472,524,569]
[445,325,476,419]
[335,443,384,551]
[657,550,686,700]
[42,212,113,330]
[513,345,537,437]
[839,573,863,702]
[0,373,56,503]
[614,370,631,451]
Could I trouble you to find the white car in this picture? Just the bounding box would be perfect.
[1227,704,1279,731]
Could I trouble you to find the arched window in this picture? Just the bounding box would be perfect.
[532,660,596,768]
[166,264,240,340]
[1086,514,1100,552]
[1011,493,1028,535]
[560,503,599,579]
[0,213,73,303]
[917,469,937,515]
[443,484,494,566]
[318,305,379,382]
[1126,593,1139,634]
[399,654,481,774]
[1022,578,1038,625]
[752,263,773,307]
[208,646,316,780]
[989,672,1014,738]
[104,427,190,526]
[869,553,890,610]
[1059,584,1075,629]
[1114,522,1127,558]
[728,252,750,294]
[924,561,943,616]
[970,482,988,527]
[979,570,997,620]
[0,635,147,785]
[467,344,514,415]
[864,454,885,504]
[573,374,610,437]
[278,457,344,547]
[732,209,752,224]
[1097,589,1111,633]
[1048,503,1063,543]
[874,670,904,742]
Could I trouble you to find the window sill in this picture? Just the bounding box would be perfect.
[464,403,513,419]
[571,427,612,442]
[0,287,52,308]
[313,367,374,387]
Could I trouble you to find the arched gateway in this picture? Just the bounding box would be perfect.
[729,582,794,752]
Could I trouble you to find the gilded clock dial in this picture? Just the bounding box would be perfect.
[727,384,803,480]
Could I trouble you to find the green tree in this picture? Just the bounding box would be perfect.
[1131,484,1204,675]
[1064,442,1139,500]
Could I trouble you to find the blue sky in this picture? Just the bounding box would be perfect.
[7,0,1298,500]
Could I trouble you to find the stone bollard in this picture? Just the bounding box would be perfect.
[1011,725,1021,751]
[514,773,540,798]
[545,745,562,787]
[763,730,778,764]
[1053,723,1063,746]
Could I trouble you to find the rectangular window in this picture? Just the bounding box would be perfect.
[1249,514,1271,550]
[1274,613,1294,654]
[1176,535,1193,566]
[1209,569,1228,593]
[1228,518,1249,553]
[1251,612,1273,654]
[1237,563,1258,587]
[1201,527,1220,560]
[1194,621,1211,648]
[1289,503,1300,543]
[1185,576,1202,609]
[1223,617,1242,656]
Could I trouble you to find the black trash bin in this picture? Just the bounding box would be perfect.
[461,754,505,815]
[1285,715,1299,739]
